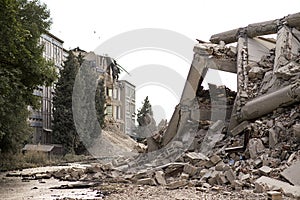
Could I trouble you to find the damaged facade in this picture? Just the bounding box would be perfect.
[84,52,136,134]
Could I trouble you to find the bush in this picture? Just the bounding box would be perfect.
[23,151,48,165]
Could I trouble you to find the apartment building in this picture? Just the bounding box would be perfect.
[83,52,136,133]
[119,80,136,135]
[29,32,64,144]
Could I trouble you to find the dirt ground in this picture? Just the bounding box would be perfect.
[100,183,298,200]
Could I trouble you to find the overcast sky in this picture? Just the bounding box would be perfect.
[41,0,300,123]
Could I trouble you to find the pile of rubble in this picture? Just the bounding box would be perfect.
[6,12,300,200]
[113,12,300,199]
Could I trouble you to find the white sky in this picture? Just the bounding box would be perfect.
[41,0,300,123]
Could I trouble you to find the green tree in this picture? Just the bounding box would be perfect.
[137,96,153,126]
[0,0,56,153]
[95,79,106,129]
[52,52,80,154]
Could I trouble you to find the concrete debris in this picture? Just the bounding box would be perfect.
[248,138,265,159]
[6,12,300,200]
[166,179,187,190]
[255,176,300,198]
[137,178,157,186]
[293,124,300,142]
[280,160,300,186]
[230,121,249,136]
[267,191,283,200]
[258,166,272,175]
[155,171,167,185]
[183,164,198,176]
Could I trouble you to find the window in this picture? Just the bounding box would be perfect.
[106,105,112,117]
[113,88,118,100]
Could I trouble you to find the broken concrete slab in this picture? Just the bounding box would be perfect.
[255,176,300,198]
[281,160,300,186]
[199,131,225,156]
[248,138,265,159]
[166,179,187,190]
[137,178,157,186]
[183,164,198,176]
[259,166,272,175]
[209,155,222,165]
[293,124,300,142]
[224,169,236,184]
[230,121,249,136]
[209,120,225,132]
[185,152,209,162]
[154,171,166,186]
[268,128,278,148]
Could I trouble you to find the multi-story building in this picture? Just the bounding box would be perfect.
[119,80,136,135]
[29,32,64,144]
[83,52,136,134]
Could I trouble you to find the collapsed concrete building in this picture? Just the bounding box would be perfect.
[128,12,300,197]
[161,12,300,150]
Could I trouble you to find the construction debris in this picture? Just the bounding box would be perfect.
[280,160,300,186]
[4,12,300,200]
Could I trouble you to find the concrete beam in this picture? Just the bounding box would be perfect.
[209,58,237,73]
[210,12,300,44]
[241,82,300,120]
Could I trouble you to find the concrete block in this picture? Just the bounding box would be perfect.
[248,138,265,159]
[230,121,249,136]
[199,169,209,177]
[254,159,263,168]
[155,171,166,186]
[209,120,225,132]
[185,152,209,161]
[267,191,282,200]
[281,160,300,186]
[232,180,243,191]
[255,176,300,198]
[239,173,250,181]
[259,166,272,175]
[224,169,236,184]
[269,128,278,148]
[167,179,187,190]
[183,164,198,176]
[293,124,300,142]
[215,162,226,171]
[216,173,228,185]
[210,154,222,165]
[254,182,267,193]
[137,178,157,186]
